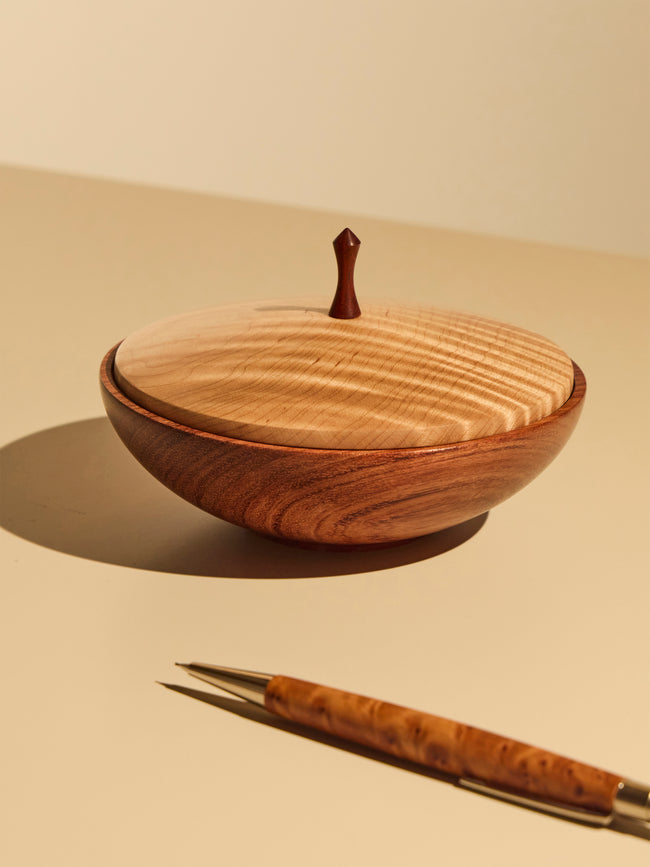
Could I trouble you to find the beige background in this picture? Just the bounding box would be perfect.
[1,166,649,865]
[1,3,649,863]
[1,0,649,255]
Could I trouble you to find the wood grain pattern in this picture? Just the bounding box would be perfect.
[113,299,574,449]
[101,345,585,546]
[265,676,622,814]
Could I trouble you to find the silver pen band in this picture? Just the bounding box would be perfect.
[613,779,650,824]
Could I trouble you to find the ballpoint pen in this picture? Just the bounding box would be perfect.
[174,662,649,828]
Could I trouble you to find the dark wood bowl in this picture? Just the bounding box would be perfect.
[100,344,586,548]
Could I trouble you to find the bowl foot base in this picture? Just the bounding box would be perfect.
[251,512,490,554]
[254,532,428,551]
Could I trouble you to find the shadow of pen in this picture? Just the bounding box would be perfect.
[159,683,649,841]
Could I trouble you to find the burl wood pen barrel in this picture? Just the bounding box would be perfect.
[265,675,618,816]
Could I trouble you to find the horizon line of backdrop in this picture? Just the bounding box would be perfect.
[1,0,648,257]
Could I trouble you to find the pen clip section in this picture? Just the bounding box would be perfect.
[458,777,612,826]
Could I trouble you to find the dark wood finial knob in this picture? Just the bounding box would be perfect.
[329,228,361,319]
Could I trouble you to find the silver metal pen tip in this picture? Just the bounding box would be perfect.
[175,662,273,707]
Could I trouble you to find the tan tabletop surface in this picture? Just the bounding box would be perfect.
[1,165,649,865]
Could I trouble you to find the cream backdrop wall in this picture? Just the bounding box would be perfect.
[1,0,648,256]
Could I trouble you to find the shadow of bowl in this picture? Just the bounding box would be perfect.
[1,418,487,578]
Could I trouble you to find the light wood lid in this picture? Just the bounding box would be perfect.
[114,297,574,449]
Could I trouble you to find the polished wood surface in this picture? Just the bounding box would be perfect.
[265,675,622,815]
[102,345,585,546]
[113,298,575,450]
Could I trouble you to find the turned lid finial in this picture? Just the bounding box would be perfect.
[329,228,361,319]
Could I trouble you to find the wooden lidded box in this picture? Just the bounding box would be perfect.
[100,229,585,548]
